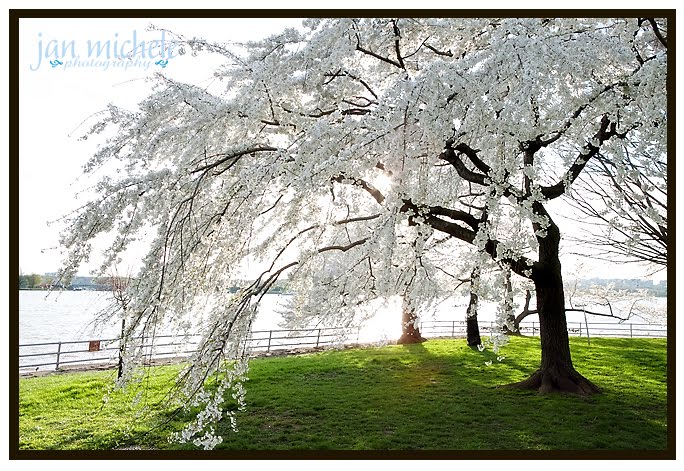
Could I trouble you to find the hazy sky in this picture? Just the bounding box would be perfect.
[17,16,667,281]
[19,17,304,276]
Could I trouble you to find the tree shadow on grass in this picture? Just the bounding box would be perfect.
[330,338,668,451]
[28,337,666,452]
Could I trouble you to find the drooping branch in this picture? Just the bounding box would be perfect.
[595,155,667,245]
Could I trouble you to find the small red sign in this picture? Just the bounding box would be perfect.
[88,340,101,352]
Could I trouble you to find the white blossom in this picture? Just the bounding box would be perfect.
[58,17,667,445]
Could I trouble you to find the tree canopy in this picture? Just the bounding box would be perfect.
[58,17,667,448]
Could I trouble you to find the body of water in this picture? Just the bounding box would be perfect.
[18,290,666,372]
[19,290,667,346]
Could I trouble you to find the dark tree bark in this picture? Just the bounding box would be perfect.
[396,119,628,395]
[466,268,482,347]
[397,298,426,344]
[505,207,600,395]
[508,268,599,394]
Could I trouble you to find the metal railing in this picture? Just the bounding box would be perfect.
[418,320,667,339]
[19,326,359,373]
[18,335,200,371]
[19,320,666,373]
[247,326,359,352]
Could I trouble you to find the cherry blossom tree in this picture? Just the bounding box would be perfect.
[564,18,667,270]
[58,17,667,447]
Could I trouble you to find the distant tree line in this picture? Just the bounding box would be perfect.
[19,273,294,293]
[18,273,44,289]
[18,273,102,290]
[576,278,667,297]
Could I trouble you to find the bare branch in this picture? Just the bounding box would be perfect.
[334,214,381,225]
[424,42,453,57]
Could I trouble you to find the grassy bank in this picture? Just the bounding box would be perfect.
[18,336,668,451]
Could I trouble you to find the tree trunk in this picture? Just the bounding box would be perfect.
[466,308,481,347]
[506,203,600,395]
[512,290,535,333]
[507,269,599,395]
[397,297,426,344]
[466,268,482,347]
[118,318,125,379]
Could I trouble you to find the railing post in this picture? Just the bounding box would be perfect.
[267,330,272,353]
[452,320,455,338]
[55,342,62,371]
[316,329,321,348]
[579,322,582,337]
[584,317,591,346]
[532,321,535,336]
[630,324,633,338]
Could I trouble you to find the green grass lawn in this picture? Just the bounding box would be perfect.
[18,336,668,451]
